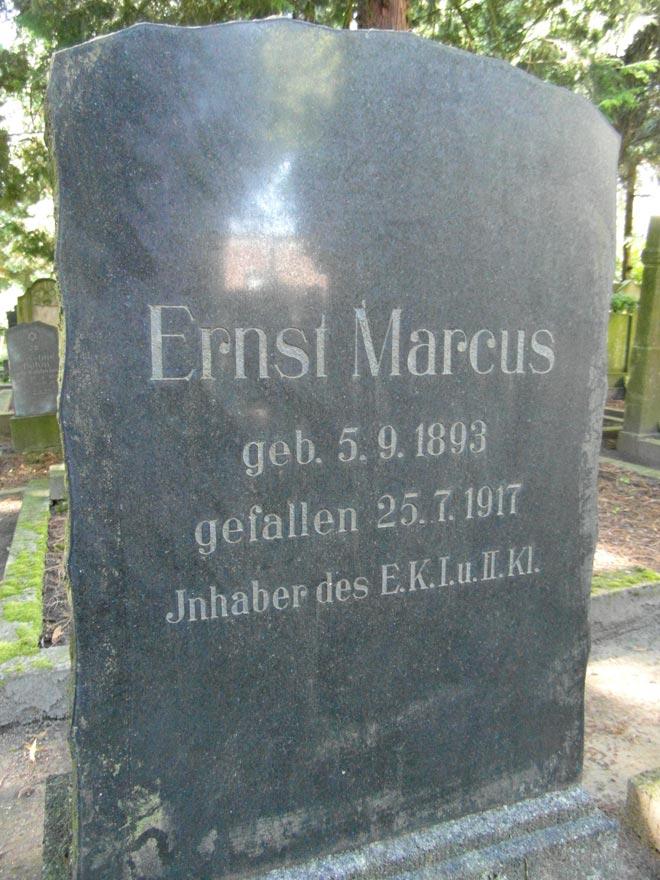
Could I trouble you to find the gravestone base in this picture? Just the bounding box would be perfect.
[10,413,61,453]
[42,782,618,880]
[617,431,660,468]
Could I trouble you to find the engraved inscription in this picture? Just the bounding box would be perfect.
[148,303,556,382]
[147,307,554,627]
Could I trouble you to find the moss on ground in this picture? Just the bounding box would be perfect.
[591,566,660,595]
[0,548,46,599]
[0,628,39,663]
[0,480,50,664]
[3,598,40,623]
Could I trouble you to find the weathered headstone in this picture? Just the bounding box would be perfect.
[16,278,60,327]
[618,217,660,467]
[48,20,619,880]
[7,321,61,452]
[7,321,59,416]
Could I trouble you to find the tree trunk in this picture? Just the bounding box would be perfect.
[622,160,637,281]
[357,0,408,30]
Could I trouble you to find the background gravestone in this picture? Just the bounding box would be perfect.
[48,20,618,880]
[16,278,60,327]
[7,321,61,452]
[618,217,660,467]
[7,322,59,416]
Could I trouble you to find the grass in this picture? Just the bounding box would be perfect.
[591,566,660,595]
[0,480,50,665]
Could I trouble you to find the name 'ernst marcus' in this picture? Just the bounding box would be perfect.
[149,303,556,381]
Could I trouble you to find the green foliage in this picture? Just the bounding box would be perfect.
[0,0,658,289]
[610,290,639,312]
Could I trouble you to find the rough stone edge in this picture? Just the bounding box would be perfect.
[0,478,71,726]
[48,18,617,144]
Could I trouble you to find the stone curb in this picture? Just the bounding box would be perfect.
[0,478,71,727]
[0,645,70,727]
[590,581,660,643]
[626,767,660,852]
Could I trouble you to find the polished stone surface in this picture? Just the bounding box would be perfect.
[7,322,58,416]
[48,19,618,880]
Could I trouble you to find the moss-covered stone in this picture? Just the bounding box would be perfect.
[0,479,50,664]
[619,218,660,467]
[10,413,61,453]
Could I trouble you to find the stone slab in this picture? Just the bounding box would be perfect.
[626,768,660,852]
[10,413,61,453]
[0,477,70,727]
[618,431,660,468]
[6,321,59,417]
[49,463,67,502]
[0,478,50,656]
[0,645,71,727]
[590,582,660,643]
[48,19,618,880]
[41,782,618,880]
[599,452,660,482]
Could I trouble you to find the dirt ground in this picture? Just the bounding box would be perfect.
[41,512,69,648]
[595,458,660,572]
[0,720,70,880]
[0,446,60,493]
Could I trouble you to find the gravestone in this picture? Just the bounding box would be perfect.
[16,278,60,327]
[618,217,660,467]
[48,20,619,880]
[7,322,59,416]
[7,321,61,452]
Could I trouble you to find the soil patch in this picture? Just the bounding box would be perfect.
[41,511,69,648]
[596,459,660,573]
[0,446,61,492]
[0,719,71,880]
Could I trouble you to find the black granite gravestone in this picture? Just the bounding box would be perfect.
[48,20,619,880]
[7,321,59,416]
